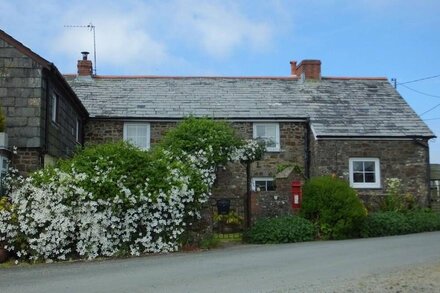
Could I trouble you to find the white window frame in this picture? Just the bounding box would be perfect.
[253,123,280,152]
[252,177,275,192]
[51,93,58,123]
[123,122,150,150]
[349,158,381,189]
[75,118,81,143]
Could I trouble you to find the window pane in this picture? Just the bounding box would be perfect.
[256,125,266,138]
[266,180,275,191]
[365,172,376,183]
[364,161,375,172]
[353,172,364,183]
[353,161,364,172]
[255,181,266,191]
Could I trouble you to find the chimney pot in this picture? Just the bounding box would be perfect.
[77,52,93,76]
[290,61,297,76]
[81,51,89,60]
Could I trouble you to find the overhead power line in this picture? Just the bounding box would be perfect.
[399,84,440,99]
[423,117,440,121]
[397,74,440,85]
[420,102,440,116]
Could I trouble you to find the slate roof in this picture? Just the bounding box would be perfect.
[431,164,440,180]
[64,75,435,138]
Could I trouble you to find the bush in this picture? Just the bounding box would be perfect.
[159,117,242,167]
[380,178,417,212]
[245,216,316,244]
[301,176,367,240]
[0,118,265,262]
[1,142,207,260]
[361,210,440,237]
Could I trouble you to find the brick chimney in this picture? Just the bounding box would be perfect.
[77,51,93,76]
[290,59,321,80]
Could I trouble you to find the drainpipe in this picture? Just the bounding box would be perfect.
[245,161,251,228]
[412,137,431,207]
[304,118,311,179]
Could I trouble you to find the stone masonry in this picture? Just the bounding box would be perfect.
[84,119,308,222]
[310,138,430,209]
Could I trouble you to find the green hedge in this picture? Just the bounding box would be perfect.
[245,216,316,244]
[301,176,367,240]
[361,210,440,237]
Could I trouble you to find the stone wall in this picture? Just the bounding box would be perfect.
[0,38,42,149]
[10,148,40,175]
[85,120,176,146]
[310,138,430,208]
[85,120,123,144]
[85,120,308,221]
[212,122,307,222]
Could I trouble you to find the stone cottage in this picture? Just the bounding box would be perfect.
[0,29,436,221]
[64,54,434,219]
[0,29,88,176]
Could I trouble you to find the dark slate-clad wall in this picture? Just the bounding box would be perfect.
[45,74,84,158]
[0,38,86,174]
[0,38,42,149]
[0,38,42,173]
[309,138,430,208]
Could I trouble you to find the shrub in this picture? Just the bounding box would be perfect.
[0,118,265,262]
[245,216,316,244]
[361,210,440,237]
[1,142,206,260]
[301,176,367,240]
[380,178,417,212]
[159,117,242,167]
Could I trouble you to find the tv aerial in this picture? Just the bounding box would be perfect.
[64,22,97,75]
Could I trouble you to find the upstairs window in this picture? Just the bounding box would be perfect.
[253,123,280,152]
[252,177,275,191]
[51,94,59,123]
[123,122,150,150]
[75,119,81,143]
[349,158,381,188]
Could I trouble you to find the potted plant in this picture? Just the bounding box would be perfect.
[213,211,244,233]
[0,105,7,149]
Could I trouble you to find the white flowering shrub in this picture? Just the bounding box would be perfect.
[0,118,264,262]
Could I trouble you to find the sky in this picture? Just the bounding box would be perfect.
[1,0,440,162]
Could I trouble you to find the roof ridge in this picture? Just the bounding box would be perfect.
[63,74,388,81]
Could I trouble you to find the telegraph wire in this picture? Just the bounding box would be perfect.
[397,74,440,85]
[420,102,440,116]
[399,84,440,99]
[423,117,440,121]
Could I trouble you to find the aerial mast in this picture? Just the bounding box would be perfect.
[64,22,97,75]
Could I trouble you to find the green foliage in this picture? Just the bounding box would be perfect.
[159,117,242,166]
[245,216,316,244]
[301,176,367,240]
[0,105,5,132]
[380,178,417,212]
[199,234,221,249]
[361,210,440,237]
[213,211,243,225]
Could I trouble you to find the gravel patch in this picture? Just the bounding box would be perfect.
[315,262,440,293]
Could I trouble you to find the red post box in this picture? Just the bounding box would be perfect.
[291,181,302,210]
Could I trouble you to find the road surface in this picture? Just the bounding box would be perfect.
[1,232,440,292]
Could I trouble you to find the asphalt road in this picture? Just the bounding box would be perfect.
[1,232,440,293]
